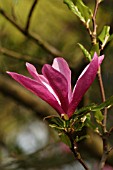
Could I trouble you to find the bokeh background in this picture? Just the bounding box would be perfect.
[0,0,113,169]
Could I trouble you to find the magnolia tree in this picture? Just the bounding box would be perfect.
[6,0,113,170]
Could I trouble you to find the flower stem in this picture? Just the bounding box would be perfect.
[86,0,109,169]
[91,1,109,169]
[66,132,89,170]
[91,0,99,44]
[92,0,108,132]
[71,148,89,170]
[99,137,109,170]
[97,68,107,132]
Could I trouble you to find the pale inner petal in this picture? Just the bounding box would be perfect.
[39,75,61,105]
[52,58,72,102]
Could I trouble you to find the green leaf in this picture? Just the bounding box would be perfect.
[108,34,113,42]
[98,26,113,50]
[72,95,113,120]
[92,95,113,111]
[75,0,92,23]
[59,133,72,147]
[74,122,84,132]
[64,0,92,25]
[98,26,110,43]
[71,113,91,132]
[84,113,98,130]
[78,43,91,61]
[64,0,85,23]
[76,135,89,142]
[94,110,103,123]
[84,113,90,122]
[45,116,65,130]
[72,104,95,118]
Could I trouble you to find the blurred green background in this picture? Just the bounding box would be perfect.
[0,0,113,169]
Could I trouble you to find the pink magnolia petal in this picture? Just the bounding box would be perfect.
[26,63,50,86]
[26,62,60,104]
[42,64,69,114]
[39,76,61,105]
[52,57,72,101]
[98,54,104,65]
[7,72,64,115]
[67,53,104,117]
[26,63,48,84]
[26,62,41,82]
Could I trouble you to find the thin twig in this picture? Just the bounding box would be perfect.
[71,149,89,170]
[0,46,46,65]
[109,127,113,135]
[97,68,107,132]
[92,1,109,168]
[92,1,109,169]
[92,1,108,130]
[92,0,99,44]
[85,0,110,169]
[91,0,108,133]
[0,8,62,57]
[25,0,38,33]
[99,137,109,170]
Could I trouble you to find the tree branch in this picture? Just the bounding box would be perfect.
[87,0,109,168]
[97,67,107,133]
[66,132,89,170]
[0,8,62,57]
[0,46,46,65]
[92,0,99,45]
[25,0,38,33]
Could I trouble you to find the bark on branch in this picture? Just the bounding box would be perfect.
[0,46,46,65]
[25,0,38,33]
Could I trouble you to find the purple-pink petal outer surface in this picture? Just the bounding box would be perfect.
[67,53,104,117]
[26,62,61,104]
[26,62,41,82]
[52,58,72,101]
[7,72,64,115]
[42,64,69,114]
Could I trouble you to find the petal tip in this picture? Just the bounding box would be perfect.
[93,52,98,60]
[26,62,31,67]
[6,71,11,75]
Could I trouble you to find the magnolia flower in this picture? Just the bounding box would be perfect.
[7,53,104,118]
